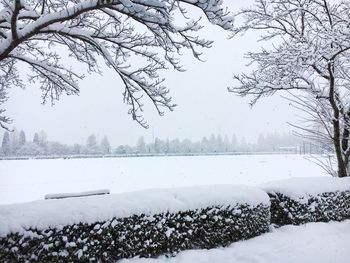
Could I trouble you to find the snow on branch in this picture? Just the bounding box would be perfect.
[0,0,233,128]
[229,0,350,177]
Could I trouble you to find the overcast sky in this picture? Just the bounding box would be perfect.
[1,1,300,147]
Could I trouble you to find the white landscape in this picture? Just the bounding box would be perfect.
[1,154,349,263]
[0,154,328,205]
[1,0,350,262]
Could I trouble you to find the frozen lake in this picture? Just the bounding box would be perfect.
[0,154,329,205]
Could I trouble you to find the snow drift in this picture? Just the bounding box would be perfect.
[0,185,270,262]
[261,177,350,225]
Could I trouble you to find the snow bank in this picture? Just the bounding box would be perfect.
[0,185,269,237]
[0,185,270,262]
[119,220,350,263]
[261,177,350,202]
[261,177,350,225]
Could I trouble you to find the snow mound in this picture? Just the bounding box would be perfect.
[0,185,269,237]
[261,177,350,201]
[119,220,350,263]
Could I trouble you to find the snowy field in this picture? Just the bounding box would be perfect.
[0,154,329,205]
[120,220,350,263]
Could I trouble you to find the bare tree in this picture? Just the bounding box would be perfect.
[229,0,350,177]
[0,0,233,129]
[286,92,338,176]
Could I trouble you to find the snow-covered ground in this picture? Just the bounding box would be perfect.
[0,154,329,205]
[119,220,350,263]
[0,154,347,263]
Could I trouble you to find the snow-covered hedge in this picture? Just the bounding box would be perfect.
[0,185,270,262]
[262,177,350,225]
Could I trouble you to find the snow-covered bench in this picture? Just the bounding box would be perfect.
[261,177,350,225]
[44,189,110,200]
[0,185,270,262]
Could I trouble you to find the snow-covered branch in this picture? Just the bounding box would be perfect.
[230,0,350,177]
[0,0,233,128]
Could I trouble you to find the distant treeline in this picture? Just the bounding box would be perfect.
[130,134,321,155]
[0,128,323,158]
[0,129,110,157]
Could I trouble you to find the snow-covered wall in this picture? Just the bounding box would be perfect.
[0,185,270,262]
[1,178,349,262]
[261,177,350,225]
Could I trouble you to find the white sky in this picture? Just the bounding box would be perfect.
[1,1,300,147]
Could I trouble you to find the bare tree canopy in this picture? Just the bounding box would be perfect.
[230,0,350,177]
[0,0,233,129]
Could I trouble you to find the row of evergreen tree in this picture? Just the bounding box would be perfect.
[1,129,110,157]
[1,128,313,157]
[126,133,304,155]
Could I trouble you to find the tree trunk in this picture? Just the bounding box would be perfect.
[328,62,348,177]
[332,117,347,177]
[334,139,347,177]
[341,109,350,177]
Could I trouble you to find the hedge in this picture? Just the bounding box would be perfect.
[0,205,270,262]
[2,177,349,262]
[0,186,270,262]
[262,177,350,225]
